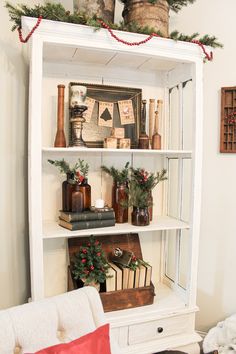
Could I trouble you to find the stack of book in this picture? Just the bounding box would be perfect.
[105,262,152,292]
[58,208,115,231]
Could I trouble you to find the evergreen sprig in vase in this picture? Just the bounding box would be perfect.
[129,167,167,226]
[101,162,129,223]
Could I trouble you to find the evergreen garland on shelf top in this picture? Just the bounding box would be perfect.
[5,1,223,49]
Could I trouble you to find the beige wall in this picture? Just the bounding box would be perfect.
[1,0,236,331]
[0,0,44,309]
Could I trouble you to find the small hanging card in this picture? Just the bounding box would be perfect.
[84,97,95,123]
[118,99,135,125]
[98,101,113,127]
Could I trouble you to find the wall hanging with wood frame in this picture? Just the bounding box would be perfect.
[220,86,236,153]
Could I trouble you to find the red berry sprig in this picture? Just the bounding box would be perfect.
[18,16,43,43]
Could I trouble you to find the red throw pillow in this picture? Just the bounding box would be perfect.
[35,324,111,354]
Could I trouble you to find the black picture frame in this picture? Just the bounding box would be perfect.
[69,82,142,148]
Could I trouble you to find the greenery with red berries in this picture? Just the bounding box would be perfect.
[128,167,167,208]
[48,158,89,184]
[72,236,111,285]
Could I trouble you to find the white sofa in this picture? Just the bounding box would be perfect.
[0,287,120,354]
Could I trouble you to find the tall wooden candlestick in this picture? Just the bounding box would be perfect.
[54,84,66,147]
[152,100,162,149]
[138,100,149,149]
[149,98,155,148]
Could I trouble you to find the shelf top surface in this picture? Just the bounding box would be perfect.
[42,147,192,157]
[22,17,205,71]
[42,216,189,239]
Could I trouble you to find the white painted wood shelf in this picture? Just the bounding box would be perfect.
[42,147,192,158]
[42,216,189,239]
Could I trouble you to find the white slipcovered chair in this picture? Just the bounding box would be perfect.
[0,287,120,354]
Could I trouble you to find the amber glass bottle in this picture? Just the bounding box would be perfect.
[72,183,84,212]
[112,182,128,223]
[79,178,91,210]
[62,173,75,212]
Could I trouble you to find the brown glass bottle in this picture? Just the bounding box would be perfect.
[72,183,84,212]
[131,206,150,226]
[79,178,91,210]
[62,173,75,212]
[112,182,128,223]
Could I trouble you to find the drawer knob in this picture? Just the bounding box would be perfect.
[157,327,163,333]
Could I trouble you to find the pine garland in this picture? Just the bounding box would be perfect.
[5,1,223,48]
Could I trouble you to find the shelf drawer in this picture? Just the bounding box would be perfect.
[128,314,193,345]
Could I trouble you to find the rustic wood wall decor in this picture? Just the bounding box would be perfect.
[220,86,236,153]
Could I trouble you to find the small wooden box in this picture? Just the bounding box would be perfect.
[104,137,117,148]
[119,138,131,149]
[111,127,125,139]
[68,234,155,312]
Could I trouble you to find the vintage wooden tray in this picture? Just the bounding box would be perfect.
[68,233,155,312]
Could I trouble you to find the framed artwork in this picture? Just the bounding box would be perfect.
[220,86,236,153]
[69,82,142,148]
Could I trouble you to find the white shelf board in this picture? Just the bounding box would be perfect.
[105,283,196,327]
[42,216,189,239]
[42,147,192,158]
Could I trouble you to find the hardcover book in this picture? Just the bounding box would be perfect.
[59,218,115,231]
[138,264,146,288]
[106,265,116,292]
[109,262,122,291]
[59,209,115,222]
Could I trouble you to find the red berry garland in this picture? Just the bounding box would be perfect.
[18,16,42,43]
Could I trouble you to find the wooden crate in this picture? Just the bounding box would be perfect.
[68,234,155,312]
[220,86,236,153]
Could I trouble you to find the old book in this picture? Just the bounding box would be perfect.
[134,267,140,288]
[58,218,115,231]
[144,264,152,287]
[127,269,135,289]
[117,265,130,290]
[109,262,122,291]
[59,209,115,222]
[138,264,146,288]
[106,265,116,292]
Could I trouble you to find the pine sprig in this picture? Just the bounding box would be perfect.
[101,162,130,184]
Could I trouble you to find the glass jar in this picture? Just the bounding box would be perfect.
[62,172,75,212]
[131,206,150,226]
[112,182,128,223]
[72,183,84,212]
[79,178,91,210]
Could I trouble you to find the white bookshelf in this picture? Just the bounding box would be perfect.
[24,16,203,354]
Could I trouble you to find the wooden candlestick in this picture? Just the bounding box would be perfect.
[54,84,66,147]
[138,100,149,149]
[149,99,155,148]
[152,100,162,149]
